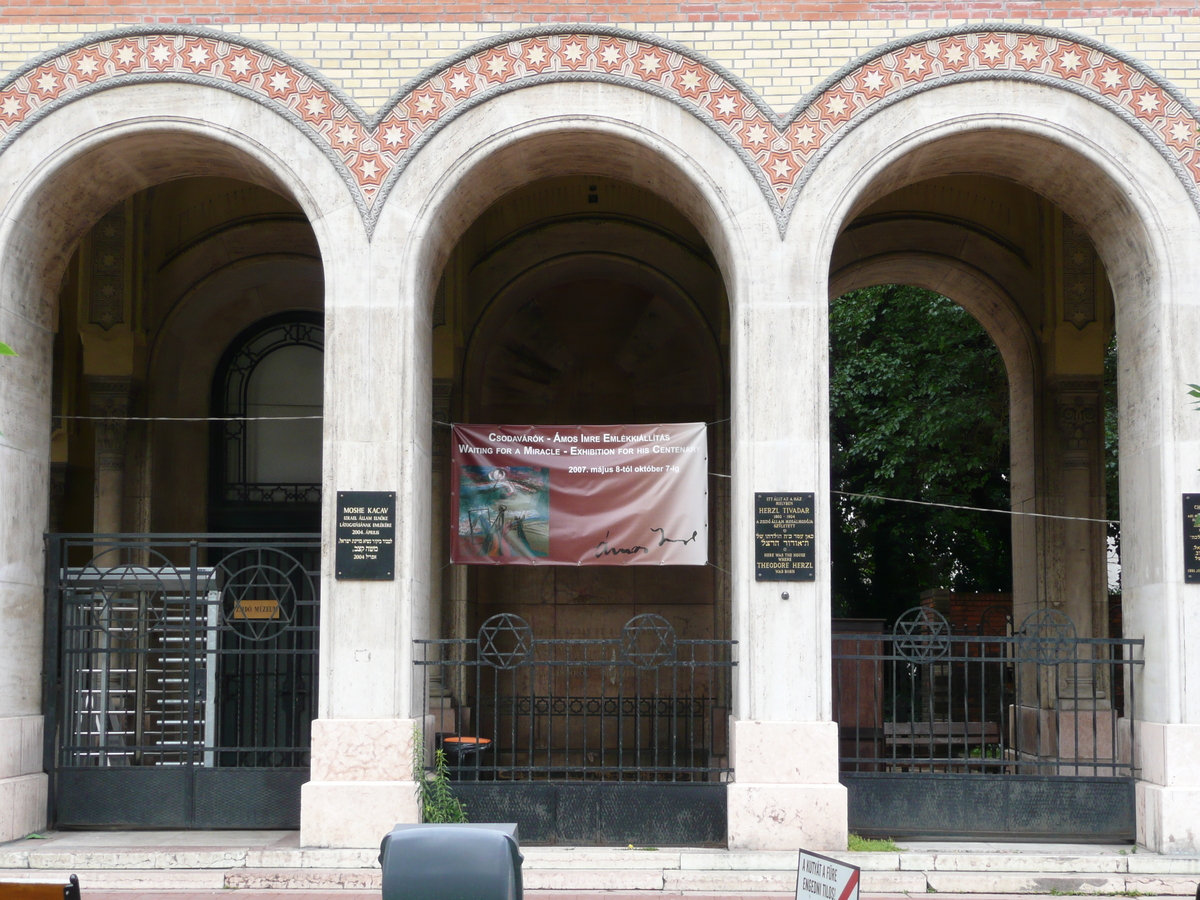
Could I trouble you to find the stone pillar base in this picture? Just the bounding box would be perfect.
[1136,722,1200,853]
[300,781,420,848]
[727,719,846,851]
[0,715,46,841]
[0,773,47,842]
[300,717,423,848]
[728,782,847,850]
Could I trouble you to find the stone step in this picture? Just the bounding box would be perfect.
[4,846,1188,873]
[5,864,1198,895]
[0,869,227,890]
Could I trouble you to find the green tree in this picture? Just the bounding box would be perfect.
[830,285,1012,623]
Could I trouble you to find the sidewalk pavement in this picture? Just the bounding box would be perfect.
[3,830,1199,898]
[72,894,1200,900]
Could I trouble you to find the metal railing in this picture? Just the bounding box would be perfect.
[45,533,320,771]
[834,607,1143,778]
[415,613,736,782]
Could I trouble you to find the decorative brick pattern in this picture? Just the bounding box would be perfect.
[1,26,1197,232]
[6,20,1200,118]
[3,1,1200,24]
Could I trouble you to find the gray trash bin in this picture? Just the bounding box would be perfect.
[379,823,522,900]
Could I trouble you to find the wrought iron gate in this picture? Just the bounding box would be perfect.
[415,613,736,845]
[834,606,1143,841]
[44,534,319,828]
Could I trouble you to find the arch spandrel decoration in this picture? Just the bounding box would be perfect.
[2,24,1198,234]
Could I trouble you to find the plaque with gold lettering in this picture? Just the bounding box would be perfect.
[755,492,815,581]
[336,491,396,580]
[1185,494,1200,585]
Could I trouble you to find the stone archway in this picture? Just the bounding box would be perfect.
[0,84,354,841]
[795,75,1200,851]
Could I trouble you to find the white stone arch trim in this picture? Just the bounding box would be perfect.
[385,107,762,320]
[829,250,1041,405]
[4,25,1198,236]
[788,78,1200,728]
[0,94,358,344]
[341,98,763,721]
[828,251,1043,582]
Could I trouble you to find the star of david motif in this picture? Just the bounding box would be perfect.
[478,613,533,669]
[892,607,951,663]
[1017,607,1076,665]
[222,564,296,642]
[621,613,676,669]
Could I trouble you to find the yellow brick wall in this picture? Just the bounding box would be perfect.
[1,18,1199,116]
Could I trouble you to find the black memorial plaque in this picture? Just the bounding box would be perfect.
[755,492,815,581]
[336,491,396,580]
[1186,494,1200,585]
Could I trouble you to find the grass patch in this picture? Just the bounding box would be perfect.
[847,833,900,852]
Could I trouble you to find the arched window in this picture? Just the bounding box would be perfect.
[210,313,323,531]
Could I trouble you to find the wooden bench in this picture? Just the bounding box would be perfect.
[0,874,80,899]
[883,722,1000,747]
[881,722,1007,773]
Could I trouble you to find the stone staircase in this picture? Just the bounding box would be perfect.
[2,834,1199,895]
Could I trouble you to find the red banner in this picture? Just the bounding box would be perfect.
[451,423,708,566]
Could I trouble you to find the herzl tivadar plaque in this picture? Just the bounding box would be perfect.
[451,423,707,566]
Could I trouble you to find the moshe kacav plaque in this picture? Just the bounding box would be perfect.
[1185,494,1200,585]
[755,492,815,581]
[336,491,396,580]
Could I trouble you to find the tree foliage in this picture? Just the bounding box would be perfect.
[830,285,1012,622]
[0,341,14,356]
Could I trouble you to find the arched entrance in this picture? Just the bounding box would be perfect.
[423,174,733,844]
[797,73,1200,846]
[44,178,328,829]
[0,83,354,835]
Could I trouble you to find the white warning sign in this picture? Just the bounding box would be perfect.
[796,849,860,900]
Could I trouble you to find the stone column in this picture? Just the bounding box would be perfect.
[725,247,846,852]
[299,204,422,849]
[1012,381,1114,771]
[428,379,456,738]
[1046,383,1108,644]
[88,376,131,538]
[0,326,51,842]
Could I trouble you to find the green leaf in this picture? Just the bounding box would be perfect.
[0,341,15,356]
[1188,383,1200,409]
[830,285,1013,620]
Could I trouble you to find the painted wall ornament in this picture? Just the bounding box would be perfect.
[1,24,1198,236]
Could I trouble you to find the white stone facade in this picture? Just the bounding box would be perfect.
[0,20,1198,852]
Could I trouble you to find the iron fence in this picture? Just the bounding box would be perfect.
[834,606,1143,778]
[415,613,735,782]
[44,533,320,828]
